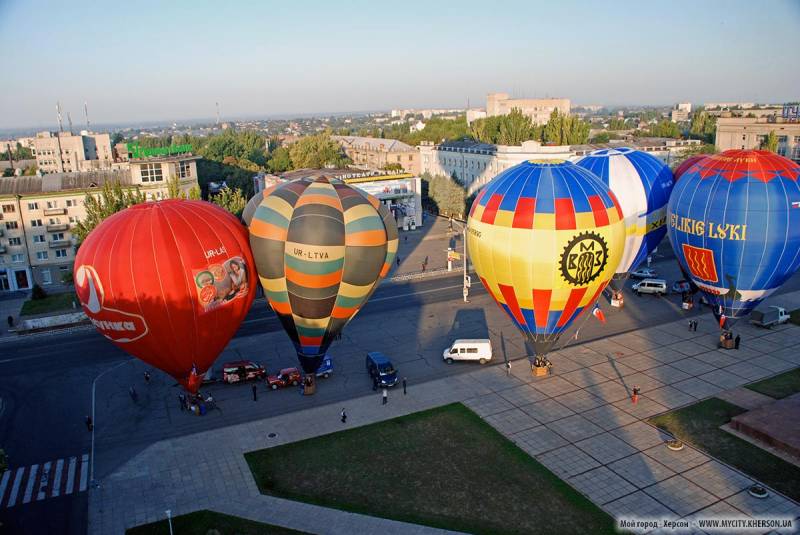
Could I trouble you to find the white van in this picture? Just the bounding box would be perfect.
[442,339,493,364]
[632,278,667,296]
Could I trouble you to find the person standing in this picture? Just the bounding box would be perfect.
[252,384,258,402]
[6,315,13,329]
[178,393,186,411]
[382,388,388,405]
[143,371,151,384]
[402,377,407,395]
[396,256,401,266]
[734,334,741,350]
[340,408,347,424]
[506,361,511,376]
[85,416,93,432]
[129,386,138,402]
[631,386,640,404]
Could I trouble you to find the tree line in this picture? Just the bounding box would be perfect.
[469,108,591,146]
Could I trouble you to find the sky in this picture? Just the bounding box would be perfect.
[0,0,798,130]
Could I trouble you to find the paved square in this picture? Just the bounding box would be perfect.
[697,369,748,390]
[621,372,666,392]
[608,452,676,488]
[672,377,723,399]
[618,353,663,372]
[724,362,775,381]
[693,351,740,369]
[642,364,693,385]
[582,404,639,431]
[642,385,697,410]
[643,444,711,473]
[569,466,638,505]
[530,376,581,397]
[604,490,676,526]
[682,461,754,500]
[511,425,568,456]
[497,384,548,407]
[671,357,717,376]
[643,475,717,516]
[553,389,607,413]
[575,432,639,464]
[537,444,600,478]
[613,396,669,419]
[520,398,575,423]
[750,355,797,373]
[463,393,514,417]
[484,408,539,435]
[611,421,673,450]
[586,380,634,403]
[669,339,710,357]
[546,414,605,442]
[560,368,612,388]
[725,489,800,518]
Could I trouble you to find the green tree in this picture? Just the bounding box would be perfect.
[188,185,202,200]
[689,109,717,144]
[647,120,682,139]
[110,132,125,146]
[211,187,247,217]
[542,109,590,145]
[671,143,717,167]
[267,146,292,172]
[73,181,145,243]
[166,175,183,199]
[592,132,611,143]
[422,172,466,219]
[383,162,403,171]
[288,134,350,169]
[762,130,778,153]
[498,108,535,145]
[607,118,627,130]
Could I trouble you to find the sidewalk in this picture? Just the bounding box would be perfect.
[89,292,800,534]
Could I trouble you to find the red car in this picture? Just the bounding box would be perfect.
[222,360,266,384]
[267,367,301,390]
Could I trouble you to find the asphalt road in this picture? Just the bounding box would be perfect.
[2,252,800,535]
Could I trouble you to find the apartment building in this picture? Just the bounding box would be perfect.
[333,136,420,174]
[0,153,199,292]
[31,130,114,173]
[715,116,800,160]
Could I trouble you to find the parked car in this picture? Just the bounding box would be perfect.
[221,360,266,384]
[671,280,692,294]
[316,355,333,379]
[632,278,667,296]
[442,339,493,364]
[365,352,398,387]
[750,306,791,328]
[267,367,301,389]
[630,267,658,279]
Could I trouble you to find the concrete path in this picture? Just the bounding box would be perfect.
[89,293,800,534]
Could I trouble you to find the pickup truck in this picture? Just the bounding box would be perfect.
[750,306,791,328]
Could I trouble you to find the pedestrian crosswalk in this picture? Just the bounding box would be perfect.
[0,454,89,508]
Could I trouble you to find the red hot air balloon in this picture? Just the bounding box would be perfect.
[673,154,708,182]
[74,200,256,393]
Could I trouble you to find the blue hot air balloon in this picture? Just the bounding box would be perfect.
[576,147,674,290]
[667,150,800,327]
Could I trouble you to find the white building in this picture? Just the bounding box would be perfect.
[31,130,114,173]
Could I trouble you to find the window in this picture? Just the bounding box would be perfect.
[466,348,478,354]
[59,265,68,271]
[33,235,45,243]
[55,249,68,258]
[46,200,58,209]
[176,161,192,179]
[2,205,15,214]
[31,219,43,227]
[66,199,77,207]
[141,163,163,182]
[9,237,22,246]
[52,232,65,241]
[49,218,60,225]
[41,269,52,285]
[27,202,39,210]
[6,221,18,230]
[11,254,24,263]
[36,251,48,260]
[68,216,79,224]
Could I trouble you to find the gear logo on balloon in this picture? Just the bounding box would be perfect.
[560,232,609,286]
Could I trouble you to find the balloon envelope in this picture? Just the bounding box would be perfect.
[74,200,256,392]
[248,176,398,374]
[576,147,674,279]
[673,154,709,182]
[467,160,625,358]
[667,150,800,324]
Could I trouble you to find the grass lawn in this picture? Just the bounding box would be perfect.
[789,308,800,326]
[648,398,800,501]
[20,292,77,316]
[745,369,800,400]
[126,510,309,535]
[245,403,614,535]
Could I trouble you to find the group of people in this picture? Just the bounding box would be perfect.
[718,330,741,350]
[179,391,215,415]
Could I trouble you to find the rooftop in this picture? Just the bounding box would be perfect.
[0,169,132,196]
[333,135,416,153]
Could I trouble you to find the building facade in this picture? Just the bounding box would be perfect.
[31,131,114,173]
[484,93,570,125]
[715,117,800,160]
[333,136,420,174]
[0,154,199,292]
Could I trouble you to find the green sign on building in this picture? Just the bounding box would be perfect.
[126,143,193,159]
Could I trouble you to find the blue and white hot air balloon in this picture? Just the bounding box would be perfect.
[576,148,674,291]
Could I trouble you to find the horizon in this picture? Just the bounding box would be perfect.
[1,0,799,131]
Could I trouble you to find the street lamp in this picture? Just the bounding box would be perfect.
[448,218,470,302]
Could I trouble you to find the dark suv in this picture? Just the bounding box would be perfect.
[366,352,398,387]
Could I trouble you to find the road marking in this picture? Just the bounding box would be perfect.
[0,470,10,504]
[22,464,37,504]
[370,284,468,302]
[6,467,24,507]
[79,454,88,492]
[65,457,76,495]
[37,461,51,501]
[51,458,64,498]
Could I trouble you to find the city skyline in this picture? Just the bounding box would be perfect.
[0,0,799,130]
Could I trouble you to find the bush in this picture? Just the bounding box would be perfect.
[31,284,48,300]
[61,271,74,285]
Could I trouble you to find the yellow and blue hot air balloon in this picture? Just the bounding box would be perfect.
[668,150,800,328]
[467,160,625,371]
[248,176,398,385]
[576,147,674,290]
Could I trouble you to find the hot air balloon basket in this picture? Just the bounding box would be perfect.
[611,297,624,308]
[532,365,549,377]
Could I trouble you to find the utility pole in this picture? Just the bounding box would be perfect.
[216,102,220,126]
[84,101,90,130]
[67,112,74,135]
[55,102,65,173]
[6,143,13,172]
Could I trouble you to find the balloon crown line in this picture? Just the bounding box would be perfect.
[526,159,567,165]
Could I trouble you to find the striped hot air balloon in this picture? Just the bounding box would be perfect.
[576,147,674,290]
[467,160,625,371]
[668,150,800,327]
[248,176,398,382]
